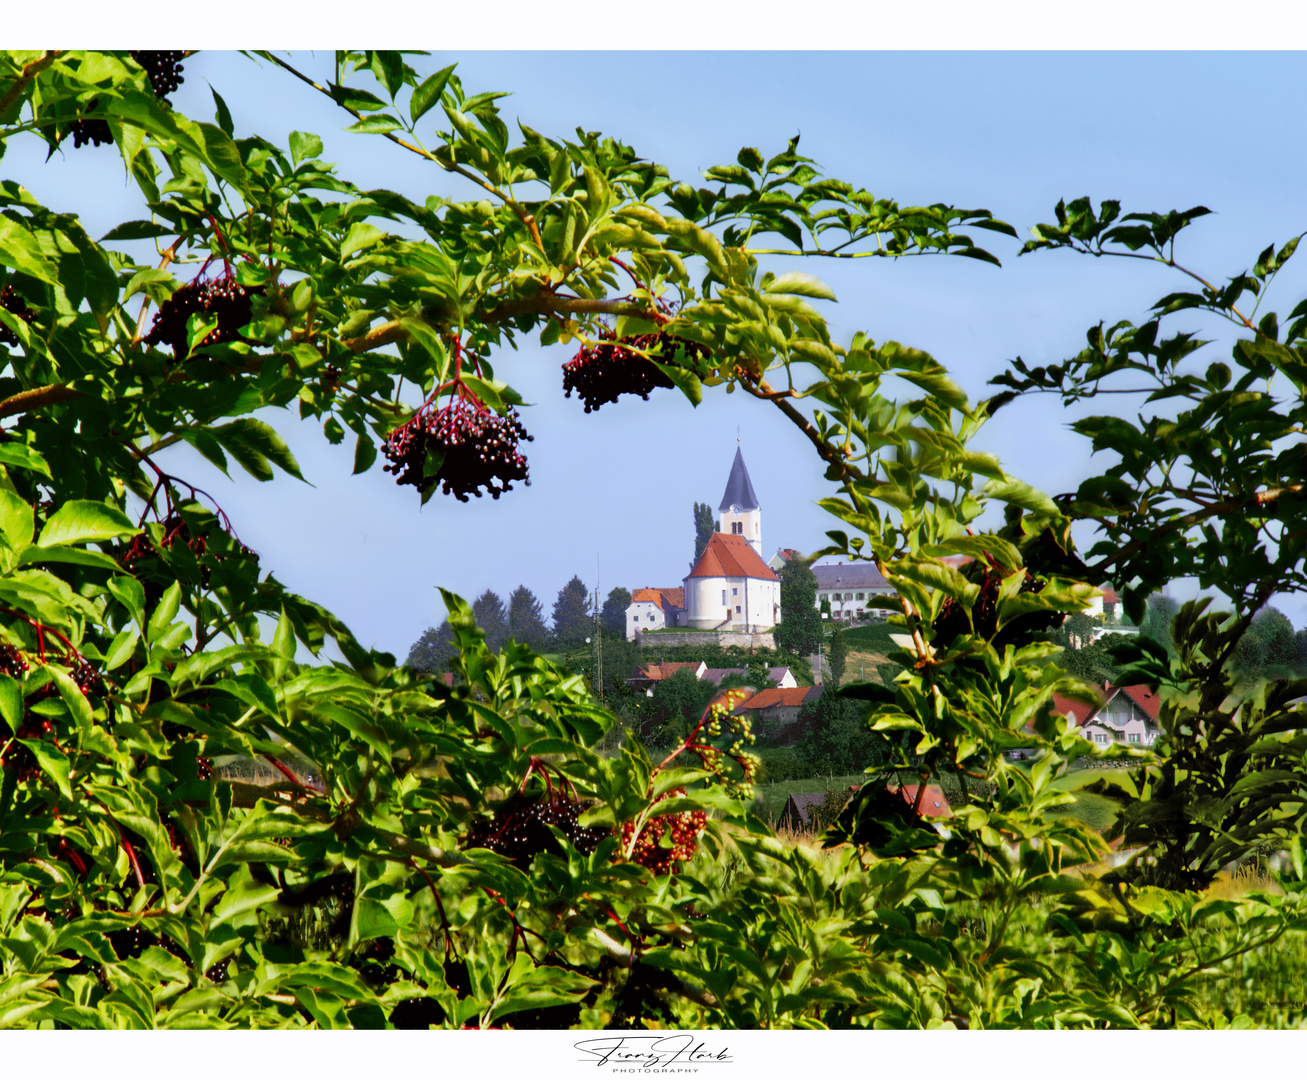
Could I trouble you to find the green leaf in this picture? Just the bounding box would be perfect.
[145,582,183,648]
[0,490,34,550]
[17,739,71,799]
[100,221,174,242]
[37,501,139,548]
[50,668,93,732]
[353,893,413,943]
[107,575,146,629]
[763,271,837,301]
[0,674,22,735]
[196,122,250,196]
[345,114,402,135]
[211,87,234,136]
[0,442,49,479]
[341,223,385,260]
[212,673,279,718]
[289,131,323,166]
[352,433,376,475]
[983,478,1058,515]
[209,419,305,482]
[0,215,58,285]
[209,878,281,930]
[411,64,456,123]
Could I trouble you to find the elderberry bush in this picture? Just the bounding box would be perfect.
[562,329,707,413]
[144,276,261,358]
[382,397,532,502]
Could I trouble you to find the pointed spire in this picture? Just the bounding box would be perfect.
[717,447,760,511]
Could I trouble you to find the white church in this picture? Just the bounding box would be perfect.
[625,449,782,640]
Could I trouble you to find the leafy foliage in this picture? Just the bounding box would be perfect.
[0,49,1301,1031]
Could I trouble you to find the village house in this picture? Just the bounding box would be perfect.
[768,549,896,623]
[1050,683,1162,747]
[733,684,823,736]
[625,587,685,639]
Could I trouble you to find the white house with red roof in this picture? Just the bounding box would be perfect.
[625,587,685,639]
[1050,683,1162,747]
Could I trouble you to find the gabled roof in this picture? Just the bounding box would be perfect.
[738,686,821,710]
[717,447,760,512]
[780,792,830,828]
[811,562,891,590]
[701,666,793,686]
[1099,585,1121,605]
[632,661,704,682]
[773,548,800,563]
[897,784,952,818]
[1048,682,1160,728]
[630,586,685,611]
[686,532,779,581]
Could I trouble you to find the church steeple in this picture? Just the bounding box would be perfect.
[717,448,762,556]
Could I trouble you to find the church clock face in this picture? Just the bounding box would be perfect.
[730,504,742,514]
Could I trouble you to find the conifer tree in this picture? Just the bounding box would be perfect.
[551,575,592,650]
[508,585,550,650]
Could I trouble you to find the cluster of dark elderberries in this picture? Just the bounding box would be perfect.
[0,636,104,782]
[120,511,256,589]
[144,275,262,358]
[465,790,609,871]
[562,328,708,413]
[66,51,186,149]
[0,286,35,348]
[618,789,707,876]
[382,394,532,502]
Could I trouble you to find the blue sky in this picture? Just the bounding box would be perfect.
[6,50,1307,656]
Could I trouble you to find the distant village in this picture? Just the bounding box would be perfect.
[623,448,896,641]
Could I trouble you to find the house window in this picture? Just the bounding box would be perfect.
[735,606,741,614]
[722,590,727,605]
[731,521,742,534]
[856,592,864,600]
[1095,733,1107,745]
[732,587,739,596]
[1128,733,1139,743]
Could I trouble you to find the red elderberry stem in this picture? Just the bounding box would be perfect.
[114,822,146,891]
[263,755,323,794]
[410,858,456,959]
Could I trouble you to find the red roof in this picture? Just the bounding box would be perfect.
[1099,585,1120,605]
[774,548,800,563]
[1048,683,1159,727]
[1050,689,1104,727]
[738,686,818,710]
[634,661,701,682]
[686,532,778,581]
[631,586,684,611]
[896,784,952,818]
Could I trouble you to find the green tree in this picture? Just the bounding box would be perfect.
[551,574,592,650]
[406,621,455,673]
[795,691,881,777]
[774,558,822,656]
[472,589,509,652]
[508,584,549,650]
[692,501,715,566]
[828,625,848,687]
[1137,593,1179,656]
[601,586,631,634]
[639,667,717,745]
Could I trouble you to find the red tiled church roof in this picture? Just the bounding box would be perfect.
[686,532,778,581]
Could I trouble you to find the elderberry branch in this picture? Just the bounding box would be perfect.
[0,51,63,120]
[256,51,546,254]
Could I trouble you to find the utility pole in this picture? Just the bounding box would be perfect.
[592,585,603,704]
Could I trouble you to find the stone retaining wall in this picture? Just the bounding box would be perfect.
[638,630,775,649]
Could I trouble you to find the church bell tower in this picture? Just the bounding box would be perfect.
[717,447,762,556]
